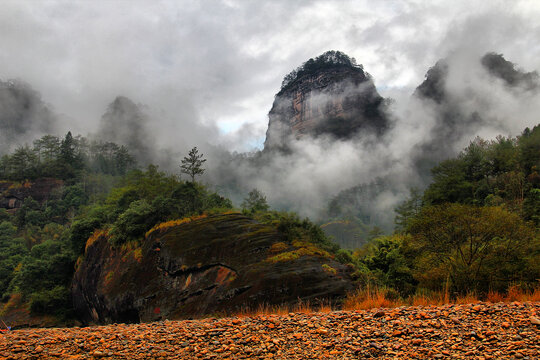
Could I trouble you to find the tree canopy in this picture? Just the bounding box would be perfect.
[279,50,363,93]
[242,188,269,213]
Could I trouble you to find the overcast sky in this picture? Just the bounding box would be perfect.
[1,0,540,151]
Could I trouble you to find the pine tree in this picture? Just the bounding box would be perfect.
[180,147,206,182]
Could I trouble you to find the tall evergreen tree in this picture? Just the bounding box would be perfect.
[180,147,206,182]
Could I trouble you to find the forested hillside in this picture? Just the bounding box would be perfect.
[0,135,343,326]
[346,124,540,297]
[0,124,538,326]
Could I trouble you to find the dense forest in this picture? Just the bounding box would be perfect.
[349,124,540,296]
[0,124,539,324]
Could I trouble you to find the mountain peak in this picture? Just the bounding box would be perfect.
[481,53,539,90]
[264,51,389,150]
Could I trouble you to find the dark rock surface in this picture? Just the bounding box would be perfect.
[0,178,63,211]
[481,53,539,90]
[264,62,389,149]
[72,213,353,324]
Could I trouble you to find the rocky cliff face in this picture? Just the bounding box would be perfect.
[0,178,63,212]
[264,54,389,149]
[72,213,352,324]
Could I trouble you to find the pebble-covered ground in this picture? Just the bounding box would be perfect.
[0,302,539,359]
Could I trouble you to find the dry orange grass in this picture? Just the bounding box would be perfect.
[317,300,333,313]
[486,290,505,303]
[230,284,539,318]
[145,214,208,238]
[454,292,479,304]
[343,283,539,311]
[235,300,334,318]
[85,229,108,252]
[343,285,402,310]
[484,285,540,303]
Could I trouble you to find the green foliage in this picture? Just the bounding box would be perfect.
[523,188,540,224]
[241,188,269,213]
[0,208,10,223]
[378,126,540,298]
[424,132,539,210]
[5,124,535,321]
[109,200,156,245]
[394,188,423,232]
[353,235,417,296]
[86,166,233,247]
[69,205,110,254]
[29,286,71,316]
[9,250,73,301]
[255,211,339,254]
[0,221,28,297]
[335,249,353,264]
[0,132,136,182]
[280,50,362,93]
[519,125,540,176]
[407,204,537,294]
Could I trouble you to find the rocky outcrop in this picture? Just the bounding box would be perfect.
[72,213,353,324]
[481,53,539,90]
[0,178,63,212]
[264,52,389,149]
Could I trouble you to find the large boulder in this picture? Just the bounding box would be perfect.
[72,213,353,324]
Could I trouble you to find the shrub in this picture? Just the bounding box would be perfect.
[29,286,71,316]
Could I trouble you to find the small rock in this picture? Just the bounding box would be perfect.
[530,316,540,326]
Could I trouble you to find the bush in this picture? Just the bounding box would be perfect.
[407,204,538,294]
[69,205,110,254]
[29,286,71,316]
[109,200,156,246]
[255,211,339,253]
